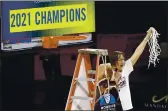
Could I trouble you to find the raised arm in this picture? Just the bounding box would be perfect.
[130,27,153,66]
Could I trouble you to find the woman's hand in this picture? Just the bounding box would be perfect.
[145,27,154,41]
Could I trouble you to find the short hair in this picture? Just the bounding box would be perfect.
[109,51,124,66]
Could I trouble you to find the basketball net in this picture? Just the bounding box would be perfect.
[96,55,110,97]
[147,27,161,68]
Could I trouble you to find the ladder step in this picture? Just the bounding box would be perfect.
[88,70,96,74]
[71,96,93,101]
[78,49,108,55]
[75,78,95,82]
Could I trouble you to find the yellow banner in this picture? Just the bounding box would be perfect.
[10,4,87,33]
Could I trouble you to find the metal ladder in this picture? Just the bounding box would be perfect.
[65,48,108,110]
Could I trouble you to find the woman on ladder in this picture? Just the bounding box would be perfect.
[95,27,153,111]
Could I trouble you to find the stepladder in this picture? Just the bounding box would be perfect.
[65,48,108,110]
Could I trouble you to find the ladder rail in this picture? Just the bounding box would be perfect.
[65,53,83,110]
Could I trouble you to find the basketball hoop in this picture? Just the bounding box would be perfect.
[42,36,58,49]
[42,35,87,49]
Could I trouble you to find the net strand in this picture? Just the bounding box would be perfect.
[147,28,161,68]
[101,56,110,94]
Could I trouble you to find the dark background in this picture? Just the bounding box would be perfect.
[1,1,168,111]
[95,2,167,41]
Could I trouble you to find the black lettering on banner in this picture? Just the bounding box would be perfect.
[10,12,31,27]
[22,13,27,26]
[11,14,15,27]
[16,13,21,27]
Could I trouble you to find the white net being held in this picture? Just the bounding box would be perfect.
[147,27,161,68]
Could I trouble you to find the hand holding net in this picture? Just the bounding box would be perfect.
[147,27,161,68]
